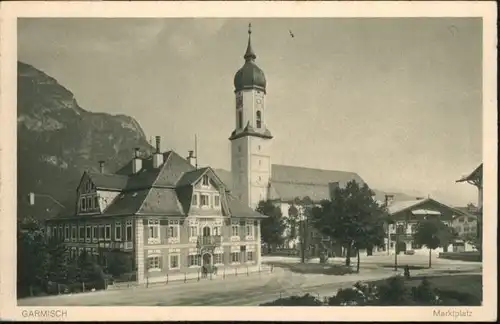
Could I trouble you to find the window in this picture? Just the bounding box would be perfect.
[81,198,86,211]
[189,226,198,237]
[168,226,178,238]
[237,110,243,129]
[214,195,220,207]
[148,256,161,272]
[115,222,122,241]
[246,225,253,237]
[188,255,201,267]
[247,251,254,261]
[202,175,209,186]
[58,226,63,239]
[94,196,99,210]
[256,110,262,128]
[126,222,133,241]
[99,225,105,240]
[459,217,465,223]
[231,252,240,263]
[79,226,85,241]
[86,197,91,210]
[71,226,77,241]
[200,194,209,207]
[191,193,198,206]
[105,225,111,240]
[258,145,261,151]
[213,226,221,236]
[214,253,224,265]
[65,226,69,241]
[238,146,241,153]
[92,226,97,242]
[169,255,180,269]
[259,159,261,166]
[231,225,239,237]
[86,226,91,241]
[148,220,159,238]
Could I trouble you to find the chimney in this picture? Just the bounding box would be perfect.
[153,136,164,168]
[132,147,142,174]
[187,150,196,167]
[384,194,395,207]
[98,160,105,174]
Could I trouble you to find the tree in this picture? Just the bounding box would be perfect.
[413,218,455,268]
[17,218,49,297]
[311,180,386,271]
[107,251,133,278]
[256,200,286,253]
[286,204,299,248]
[45,236,70,283]
[293,196,313,263]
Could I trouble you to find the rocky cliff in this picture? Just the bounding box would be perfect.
[17,61,154,220]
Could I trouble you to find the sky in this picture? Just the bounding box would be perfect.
[17,18,483,206]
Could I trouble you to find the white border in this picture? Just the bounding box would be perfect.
[0,1,497,322]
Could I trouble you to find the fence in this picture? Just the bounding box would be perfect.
[108,264,275,290]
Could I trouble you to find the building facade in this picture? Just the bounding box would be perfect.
[385,197,473,255]
[46,138,266,284]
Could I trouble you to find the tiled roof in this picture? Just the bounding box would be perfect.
[101,189,150,216]
[137,187,185,216]
[226,193,267,219]
[51,150,262,220]
[176,167,210,187]
[456,163,483,182]
[87,172,129,190]
[271,164,365,187]
[387,199,428,215]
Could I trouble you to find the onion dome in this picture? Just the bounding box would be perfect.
[234,24,266,93]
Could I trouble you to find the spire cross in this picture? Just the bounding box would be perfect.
[248,23,252,35]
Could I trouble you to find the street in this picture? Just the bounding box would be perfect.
[18,255,481,306]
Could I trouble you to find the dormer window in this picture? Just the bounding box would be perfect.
[202,175,209,187]
[81,198,87,211]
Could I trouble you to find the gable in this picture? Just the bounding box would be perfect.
[77,172,96,195]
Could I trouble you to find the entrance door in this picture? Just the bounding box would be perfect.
[202,253,212,266]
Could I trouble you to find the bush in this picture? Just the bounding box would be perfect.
[260,293,323,306]
[437,289,481,306]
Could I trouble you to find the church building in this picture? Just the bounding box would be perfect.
[218,25,382,251]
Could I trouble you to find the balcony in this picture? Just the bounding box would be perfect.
[198,235,222,246]
[124,241,133,250]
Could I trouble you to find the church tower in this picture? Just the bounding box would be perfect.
[229,24,273,210]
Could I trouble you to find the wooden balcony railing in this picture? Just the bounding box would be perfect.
[198,235,222,246]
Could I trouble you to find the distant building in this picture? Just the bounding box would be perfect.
[45,136,266,284]
[385,197,473,255]
[456,163,483,211]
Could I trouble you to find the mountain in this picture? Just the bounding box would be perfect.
[17,61,154,220]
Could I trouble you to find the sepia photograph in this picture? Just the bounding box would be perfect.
[0,1,497,322]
